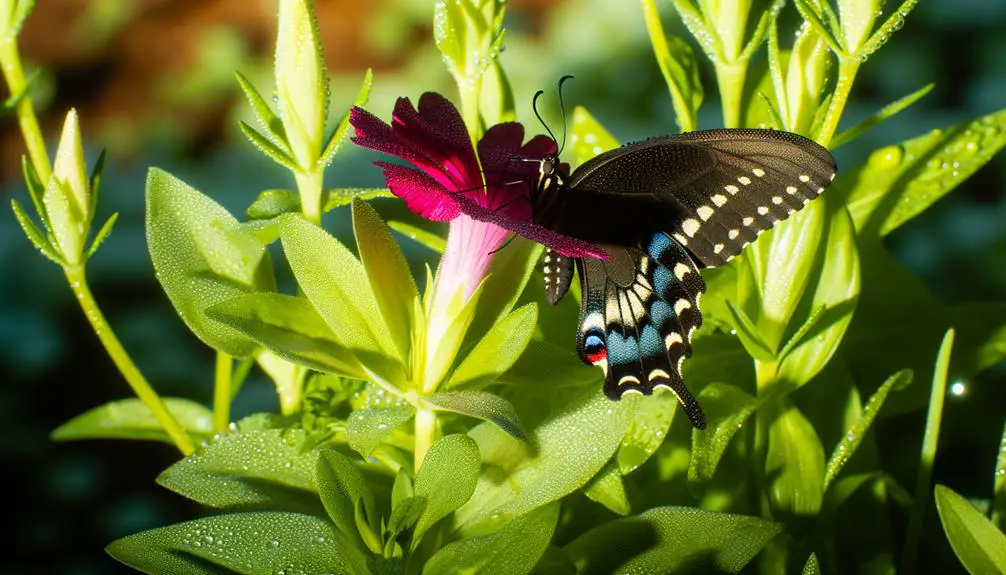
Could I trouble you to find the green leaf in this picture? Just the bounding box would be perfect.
[245,189,299,220]
[424,503,560,575]
[570,106,619,167]
[353,198,417,367]
[107,512,363,575]
[992,421,1006,531]
[207,292,364,378]
[642,0,702,132]
[146,169,276,357]
[480,58,516,125]
[497,340,600,390]
[316,449,378,547]
[427,391,525,441]
[823,369,912,491]
[935,484,1006,575]
[802,552,822,575]
[617,392,677,474]
[51,398,213,444]
[831,83,934,150]
[387,496,427,542]
[392,468,414,511]
[319,68,373,169]
[726,299,776,361]
[423,280,487,390]
[387,220,446,253]
[280,215,403,384]
[447,303,537,390]
[563,507,781,574]
[325,188,395,213]
[235,71,287,146]
[766,401,825,515]
[454,388,632,533]
[792,0,844,57]
[465,239,542,347]
[157,429,320,514]
[583,461,630,516]
[689,383,760,483]
[83,212,118,261]
[10,198,63,265]
[239,121,299,170]
[857,0,919,59]
[347,405,415,458]
[841,108,1006,238]
[413,434,481,547]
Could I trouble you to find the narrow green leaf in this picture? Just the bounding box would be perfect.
[107,512,362,575]
[235,70,287,145]
[670,0,719,62]
[353,198,417,366]
[497,340,600,390]
[11,198,63,264]
[157,429,320,513]
[245,189,299,220]
[239,121,299,170]
[387,220,446,253]
[689,383,760,483]
[424,280,486,389]
[792,0,845,57]
[52,398,213,444]
[841,108,1006,238]
[642,0,701,132]
[325,188,395,213]
[832,83,934,150]
[280,215,403,384]
[87,149,106,219]
[84,212,118,261]
[347,405,415,458]
[21,155,50,231]
[858,0,919,59]
[447,303,537,390]
[564,507,781,574]
[146,169,276,357]
[480,58,516,125]
[802,552,822,575]
[992,421,1006,531]
[317,449,378,546]
[392,469,414,511]
[777,305,828,360]
[319,68,373,169]
[935,484,1006,575]
[726,299,776,361]
[617,392,677,474]
[423,503,560,575]
[766,401,825,515]
[355,498,382,554]
[824,369,913,491]
[387,496,427,542]
[207,293,364,378]
[413,434,481,547]
[427,391,525,441]
[465,239,541,348]
[903,329,955,573]
[584,461,631,516]
[570,106,619,166]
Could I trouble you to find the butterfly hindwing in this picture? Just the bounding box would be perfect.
[574,236,707,428]
[543,248,575,306]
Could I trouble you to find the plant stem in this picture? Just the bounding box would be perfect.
[414,407,437,470]
[0,34,51,183]
[213,351,233,433]
[815,59,861,147]
[64,265,194,455]
[715,61,747,129]
[902,329,954,575]
[296,169,325,224]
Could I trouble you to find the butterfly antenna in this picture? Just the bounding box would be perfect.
[556,75,574,156]
[532,89,559,149]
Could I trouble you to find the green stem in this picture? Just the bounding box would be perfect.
[414,407,437,470]
[0,34,51,183]
[64,265,194,455]
[991,420,1006,531]
[814,59,861,147]
[715,61,748,129]
[902,329,954,575]
[213,352,233,433]
[296,169,325,224]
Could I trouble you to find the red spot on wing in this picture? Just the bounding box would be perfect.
[585,348,607,364]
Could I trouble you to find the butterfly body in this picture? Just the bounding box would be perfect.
[532,129,837,429]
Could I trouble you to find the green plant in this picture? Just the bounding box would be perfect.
[7,0,1006,573]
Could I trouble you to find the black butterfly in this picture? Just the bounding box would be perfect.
[530,129,838,429]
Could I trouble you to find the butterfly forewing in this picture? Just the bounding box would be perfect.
[574,237,707,428]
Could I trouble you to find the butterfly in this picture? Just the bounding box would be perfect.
[529,128,838,429]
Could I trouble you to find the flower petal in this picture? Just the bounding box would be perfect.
[451,191,608,259]
[478,122,526,173]
[376,162,461,222]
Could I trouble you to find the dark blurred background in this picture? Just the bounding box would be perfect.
[1,0,1004,573]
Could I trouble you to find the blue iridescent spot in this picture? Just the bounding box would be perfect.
[639,324,662,356]
[606,332,637,366]
[652,265,672,298]
[584,333,604,353]
[649,299,675,329]
[647,232,673,261]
